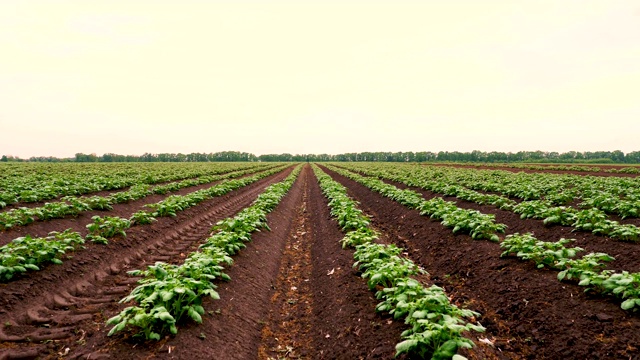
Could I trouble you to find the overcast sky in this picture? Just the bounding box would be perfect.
[2,1,639,158]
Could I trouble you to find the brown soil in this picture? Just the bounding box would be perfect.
[5,162,637,360]
[319,165,640,360]
[0,165,410,360]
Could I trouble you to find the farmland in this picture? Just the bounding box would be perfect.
[1,162,639,359]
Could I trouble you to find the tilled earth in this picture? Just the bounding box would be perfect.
[1,164,639,359]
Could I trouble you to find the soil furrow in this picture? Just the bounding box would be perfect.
[320,165,640,360]
[258,167,314,359]
[304,166,408,360]
[0,167,293,360]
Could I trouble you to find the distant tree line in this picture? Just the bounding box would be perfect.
[2,150,640,163]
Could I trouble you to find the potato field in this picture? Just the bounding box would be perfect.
[1,162,639,359]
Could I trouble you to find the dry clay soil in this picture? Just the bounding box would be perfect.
[1,164,639,359]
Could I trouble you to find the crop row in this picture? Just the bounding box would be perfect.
[0,164,279,231]
[0,162,269,208]
[334,163,640,242]
[0,165,291,282]
[342,162,640,207]
[324,165,507,242]
[106,165,302,340]
[313,164,484,359]
[451,162,640,174]
[500,233,640,310]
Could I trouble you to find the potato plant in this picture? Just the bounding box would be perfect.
[500,233,583,269]
[86,216,131,244]
[0,229,84,281]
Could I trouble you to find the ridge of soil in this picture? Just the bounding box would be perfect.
[320,165,640,360]
[258,170,315,359]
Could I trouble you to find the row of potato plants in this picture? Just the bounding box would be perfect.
[83,164,290,244]
[499,162,639,174]
[0,164,278,231]
[0,165,291,281]
[0,162,268,208]
[329,164,640,312]
[313,164,484,360]
[500,233,640,310]
[335,163,640,242]
[0,229,85,281]
[345,162,640,211]
[324,165,507,242]
[437,165,640,216]
[106,165,302,340]
[458,162,640,174]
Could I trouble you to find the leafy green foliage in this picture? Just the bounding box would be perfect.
[85,195,113,210]
[325,165,507,242]
[0,229,84,281]
[572,208,609,232]
[542,206,577,226]
[129,211,157,226]
[557,253,615,281]
[86,216,131,242]
[0,164,282,230]
[577,270,640,311]
[608,224,640,242]
[500,233,582,269]
[354,243,421,290]
[331,162,640,242]
[377,279,482,359]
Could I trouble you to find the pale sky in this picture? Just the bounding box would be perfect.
[2,1,640,158]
